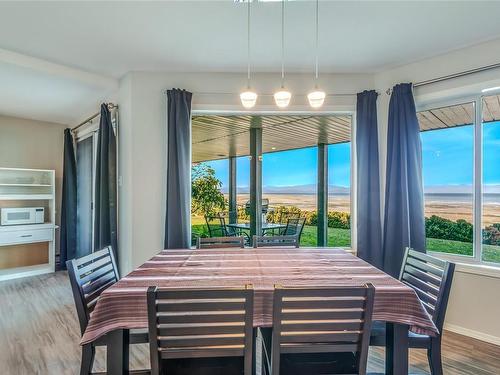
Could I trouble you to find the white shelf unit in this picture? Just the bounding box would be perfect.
[0,168,56,281]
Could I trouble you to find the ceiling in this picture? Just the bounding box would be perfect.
[1,1,500,78]
[418,94,500,131]
[1,1,500,125]
[192,114,351,162]
[0,53,118,125]
[194,94,500,162]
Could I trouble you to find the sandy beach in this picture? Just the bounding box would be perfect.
[232,193,500,226]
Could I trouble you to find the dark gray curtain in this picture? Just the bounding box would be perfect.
[164,89,192,249]
[382,83,426,277]
[60,128,77,269]
[356,90,383,269]
[94,104,118,260]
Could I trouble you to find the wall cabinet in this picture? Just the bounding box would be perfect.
[0,168,56,281]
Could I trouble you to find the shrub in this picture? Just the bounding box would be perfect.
[328,211,351,229]
[425,215,473,243]
[483,224,500,246]
[237,205,351,230]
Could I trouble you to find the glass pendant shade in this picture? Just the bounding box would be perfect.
[307,90,326,108]
[240,90,258,109]
[274,89,292,108]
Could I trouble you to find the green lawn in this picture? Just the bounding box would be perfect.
[192,216,351,248]
[192,216,500,263]
[426,237,500,263]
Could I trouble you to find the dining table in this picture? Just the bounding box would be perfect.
[81,247,438,375]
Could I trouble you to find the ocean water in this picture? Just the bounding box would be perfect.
[259,192,500,204]
[424,193,500,204]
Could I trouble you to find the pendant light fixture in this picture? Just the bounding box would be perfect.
[274,0,291,108]
[240,0,257,109]
[307,0,326,108]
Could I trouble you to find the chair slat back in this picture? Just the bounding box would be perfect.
[204,214,226,237]
[253,235,299,248]
[147,286,254,375]
[282,217,305,237]
[271,284,375,375]
[399,248,455,331]
[197,236,245,249]
[66,246,119,335]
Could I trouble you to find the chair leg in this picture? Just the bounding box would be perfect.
[427,339,443,375]
[80,343,95,375]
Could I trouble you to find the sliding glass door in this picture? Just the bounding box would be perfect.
[76,134,96,256]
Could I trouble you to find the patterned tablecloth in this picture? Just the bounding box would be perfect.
[81,247,437,344]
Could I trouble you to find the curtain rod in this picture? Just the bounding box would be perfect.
[386,61,500,95]
[71,103,118,132]
[189,92,358,97]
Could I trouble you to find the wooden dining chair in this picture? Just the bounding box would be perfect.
[253,235,299,248]
[197,236,245,249]
[66,246,149,375]
[370,247,455,375]
[271,284,375,375]
[147,285,254,375]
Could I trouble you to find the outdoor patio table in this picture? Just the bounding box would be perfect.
[81,247,438,375]
[226,222,287,235]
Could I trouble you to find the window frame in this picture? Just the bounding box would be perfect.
[190,110,356,251]
[416,92,500,269]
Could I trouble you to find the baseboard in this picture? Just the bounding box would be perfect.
[445,323,500,346]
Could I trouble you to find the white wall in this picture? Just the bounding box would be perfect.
[0,115,67,256]
[117,71,374,272]
[374,37,500,344]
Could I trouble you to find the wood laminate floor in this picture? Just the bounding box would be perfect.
[0,271,499,375]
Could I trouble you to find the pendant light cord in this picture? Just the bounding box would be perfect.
[315,0,319,82]
[247,0,251,87]
[281,0,285,88]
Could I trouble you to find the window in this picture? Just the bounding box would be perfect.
[419,102,474,257]
[328,142,352,247]
[262,147,318,246]
[482,94,500,264]
[191,114,352,248]
[418,95,500,266]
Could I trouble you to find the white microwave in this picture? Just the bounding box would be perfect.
[0,207,45,226]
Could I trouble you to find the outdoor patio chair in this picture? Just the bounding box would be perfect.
[205,214,250,244]
[280,217,306,242]
[205,214,239,236]
[370,247,455,375]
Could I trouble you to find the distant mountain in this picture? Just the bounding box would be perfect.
[222,184,350,195]
[221,184,500,195]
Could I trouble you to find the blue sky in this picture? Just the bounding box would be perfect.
[203,143,351,189]
[201,120,500,190]
[422,121,500,186]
